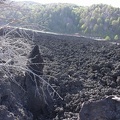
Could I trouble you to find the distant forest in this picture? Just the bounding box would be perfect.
[0,2,120,40]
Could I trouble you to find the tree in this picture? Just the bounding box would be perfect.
[114,35,119,40]
[81,24,86,30]
[93,24,99,32]
[97,18,102,24]
[84,27,88,34]
[112,20,119,26]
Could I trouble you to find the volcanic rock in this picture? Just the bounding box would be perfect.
[25,45,53,119]
[79,96,120,120]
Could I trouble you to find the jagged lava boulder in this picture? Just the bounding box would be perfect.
[25,45,53,119]
[79,96,120,120]
[0,78,32,120]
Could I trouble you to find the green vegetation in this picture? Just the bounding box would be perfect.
[105,36,111,40]
[114,35,119,40]
[0,2,120,39]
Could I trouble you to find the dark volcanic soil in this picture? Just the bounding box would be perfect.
[1,31,120,120]
[36,36,120,119]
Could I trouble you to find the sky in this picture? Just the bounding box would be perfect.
[13,0,120,8]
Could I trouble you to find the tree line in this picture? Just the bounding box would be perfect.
[0,2,120,40]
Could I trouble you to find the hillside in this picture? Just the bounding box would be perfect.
[0,1,120,40]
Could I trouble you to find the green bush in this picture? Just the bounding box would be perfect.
[114,35,119,40]
[105,36,110,40]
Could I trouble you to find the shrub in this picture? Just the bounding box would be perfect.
[105,36,110,40]
[114,35,119,40]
